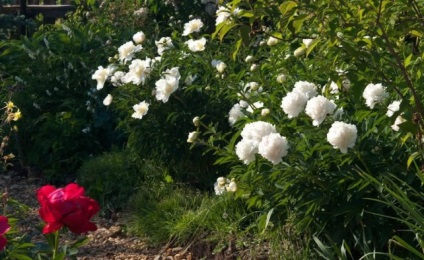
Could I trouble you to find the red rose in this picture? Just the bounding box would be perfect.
[0,215,10,251]
[37,183,100,234]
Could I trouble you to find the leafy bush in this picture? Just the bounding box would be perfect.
[0,4,143,182]
[91,0,424,257]
[77,150,144,214]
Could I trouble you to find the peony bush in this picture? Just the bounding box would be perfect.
[89,0,424,257]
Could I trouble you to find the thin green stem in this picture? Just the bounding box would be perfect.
[52,230,60,259]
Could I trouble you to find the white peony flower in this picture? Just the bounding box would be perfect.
[235,139,258,164]
[267,36,279,46]
[103,94,113,106]
[329,81,339,94]
[92,66,111,90]
[327,121,357,153]
[302,38,313,48]
[239,100,249,108]
[214,177,227,195]
[110,71,125,87]
[132,101,149,119]
[155,37,174,56]
[250,63,259,71]
[185,37,207,52]
[155,67,181,103]
[193,116,200,127]
[121,58,152,86]
[391,115,406,131]
[258,133,288,164]
[363,83,389,109]
[245,55,253,63]
[240,121,277,143]
[215,6,231,25]
[342,78,351,91]
[226,179,237,192]
[293,81,318,99]
[261,108,270,117]
[182,19,204,36]
[228,103,245,126]
[281,91,308,118]
[211,59,227,73]
[245,82,260,91]
[305,95,337,126]
[118,41,142,63]
[187,131,198,143]
[132,31,146,44]
[276,74,286,83]
[294,46,305,57]
[386,100,401,117]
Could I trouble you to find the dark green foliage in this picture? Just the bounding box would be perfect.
[77,151,145,214]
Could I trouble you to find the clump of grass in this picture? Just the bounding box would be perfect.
[126,181,313,258]
[126,182,205,244]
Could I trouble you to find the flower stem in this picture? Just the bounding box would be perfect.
[52,230,60,259]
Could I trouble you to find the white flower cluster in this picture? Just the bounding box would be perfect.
[155,67,181,103]
[155,37,174,56]
[228,103,245,126]
[92,66,112,90]
[363,83,388,109]
[182,19,204,36]
[386,100,401,117]
[305,96,336,126]
[281,81,337,126]
[118,41,142,63]
[185,37,207,52]
[327,121,357,153]
[236,121,288,165]
[215,6,241,26]
[214,177,237,195]
[132,101,149,119]
[187,131,198,143]
[121,58,153,86]
[211,59,227,73]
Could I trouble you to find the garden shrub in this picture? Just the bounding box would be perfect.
[90,0,424,257]
[0,4,142,182]
[77,150,144,214]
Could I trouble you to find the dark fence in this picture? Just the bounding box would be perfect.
[0,0,75,24]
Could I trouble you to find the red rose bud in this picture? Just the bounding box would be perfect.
[37,183,100,234]
[0,216,10,251]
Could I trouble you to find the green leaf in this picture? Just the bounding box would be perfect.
[392,235,424,259]
[232,39,242,60]
[291,14,308,33]
[306,38,320,57]
[262,208,274,233]
[404,54,413,68]
[219,22,237,42]
[410,30,423,38]
[407,152,419,169]
[279,1,297,16]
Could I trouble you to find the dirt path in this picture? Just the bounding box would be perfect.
[1,176,194,260]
